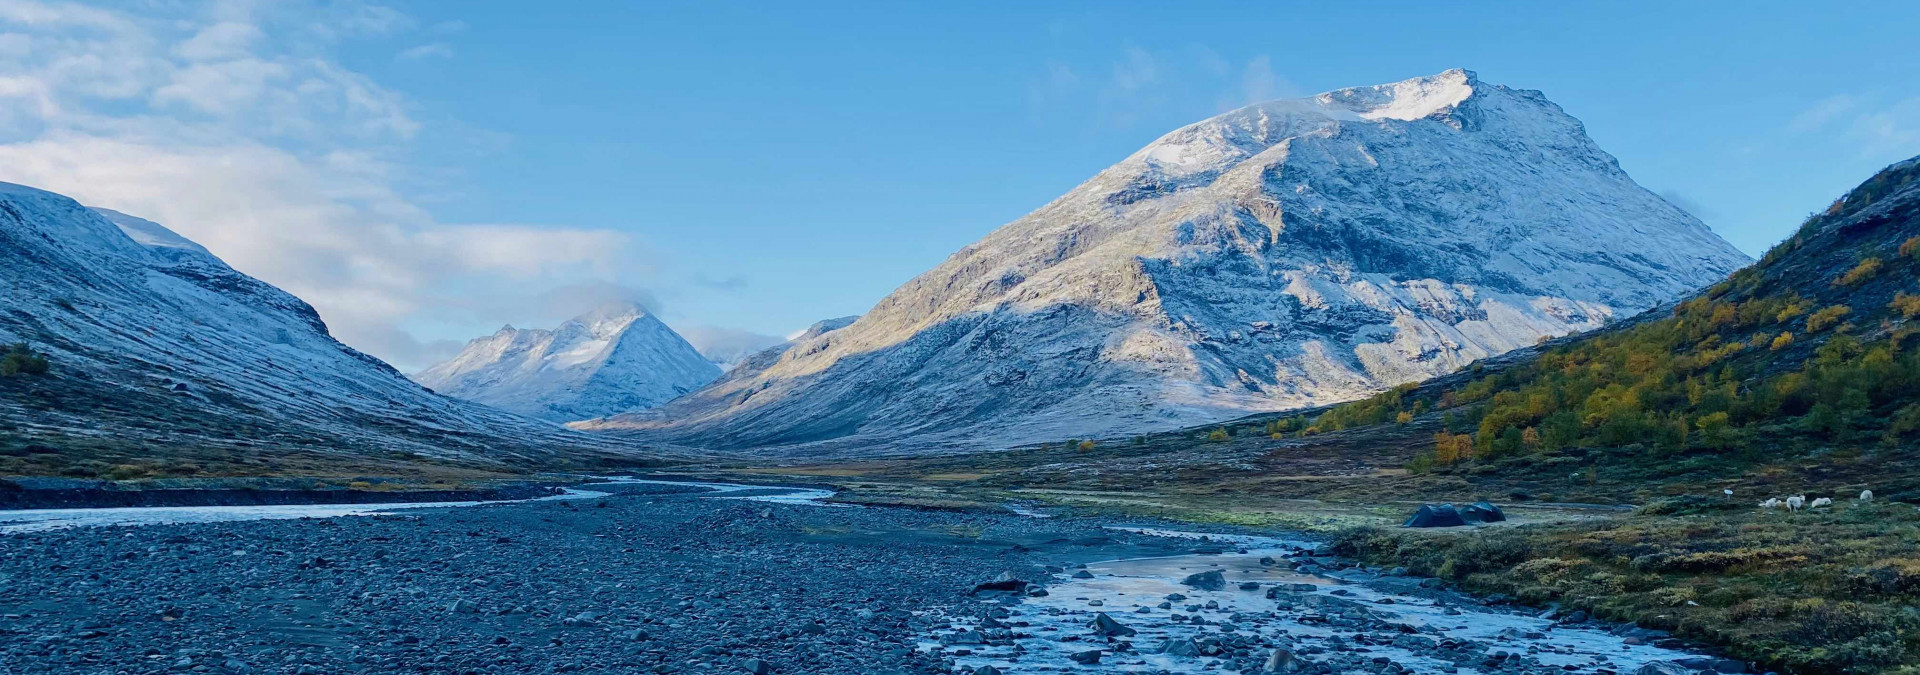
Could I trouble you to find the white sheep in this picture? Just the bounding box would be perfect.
[1786,495,1805,511]
[1861,489,1874,502]
[1759,498,1781,509]
[1811,497,1832,508]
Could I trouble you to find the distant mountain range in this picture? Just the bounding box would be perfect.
[577,69,1751,455]
[0,183,650,476]
[412,304,720,423]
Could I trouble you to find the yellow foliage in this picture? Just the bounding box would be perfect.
[1807,305,1852,332]
[1835,257,1883,286]
[1771,332,1794,350]
[1892,293,1920,319]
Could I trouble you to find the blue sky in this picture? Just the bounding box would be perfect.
[1,1,1916,370]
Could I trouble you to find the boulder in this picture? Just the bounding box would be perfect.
[1403,504,1468,528]
[1181,570,1226,590]
[1068,649,1102,664]
[1159,637,1201,657]
[1264,648,1303,673]
[1088,612,1136,637]
[1634,661,1692,675]
[971,572,1028,595]
[1461,501,1506,523]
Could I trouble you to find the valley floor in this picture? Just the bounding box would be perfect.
[1,478,1737,675]
[0,480,1212,675]
[719,446,1920,675]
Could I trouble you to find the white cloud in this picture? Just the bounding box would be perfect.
[397,42,453,61]
[1030,48,1303,129]
[173,21,262,61]
[0,1,641,371]
[1786,93,1920,162]
[1786,94,1857,133]
[1847,97,1920,155]
[675,324,786,366]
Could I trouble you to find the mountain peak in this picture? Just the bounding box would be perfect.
[583,69,1750,455]
[1320,67,1477,121]
[414,302,718,422]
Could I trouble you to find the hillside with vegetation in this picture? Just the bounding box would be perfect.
[750,157,1920,674]
[1279,155,1920,502]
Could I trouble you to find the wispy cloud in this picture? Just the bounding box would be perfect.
[1785,92,1920,162]
[1029,47,1302,130]
[0,0,641,371]
[692,273,750,292]
[397,42,453,61]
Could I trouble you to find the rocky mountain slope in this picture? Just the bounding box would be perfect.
[413,304,720,422]
[581,69,1750,454]
[0,183,655,477]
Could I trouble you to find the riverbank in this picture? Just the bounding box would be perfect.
[1334,499,1920,675]
[0,478,1737,675]
[706,469,1918,675]
[0,476,565,510]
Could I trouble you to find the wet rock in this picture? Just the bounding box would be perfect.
[1181,570,1226,590]
[971,572,1028,595]
[1068,649,1103,664]
[1071,570,1095,579]
[741,658,774,675]
[1635,661,1693,675]
[1088,612,1136,637]
[1159,636,1202,657]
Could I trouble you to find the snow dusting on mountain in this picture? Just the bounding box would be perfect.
[0,183,647,466]
[413,304,720,422]
[578,69,1751,455]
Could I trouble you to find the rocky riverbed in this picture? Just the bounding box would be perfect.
[0,480,1195,674]
[0,480,1730,675]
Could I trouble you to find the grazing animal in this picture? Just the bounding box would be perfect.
[1786,495,1806,511]
[1861,490,1874,502]
[1759,498,1781,509]
[1811,497,1833,508]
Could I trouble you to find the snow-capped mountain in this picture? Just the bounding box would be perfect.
[413,304,719,422]
[676,325,789,372]
[578,69,1751,454]
[0,183,648,468]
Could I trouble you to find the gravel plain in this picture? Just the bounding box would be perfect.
[0,481,1192,675]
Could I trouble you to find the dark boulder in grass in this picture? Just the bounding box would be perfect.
[1461,501,1506,523]
[1403,504,1468,528]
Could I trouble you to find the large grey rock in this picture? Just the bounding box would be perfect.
[1182,570,1227,590]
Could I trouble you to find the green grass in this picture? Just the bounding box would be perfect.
[1335,501,1920,674]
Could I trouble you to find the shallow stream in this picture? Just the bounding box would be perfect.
[923,529,1718,675]
[0,476,837,533]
